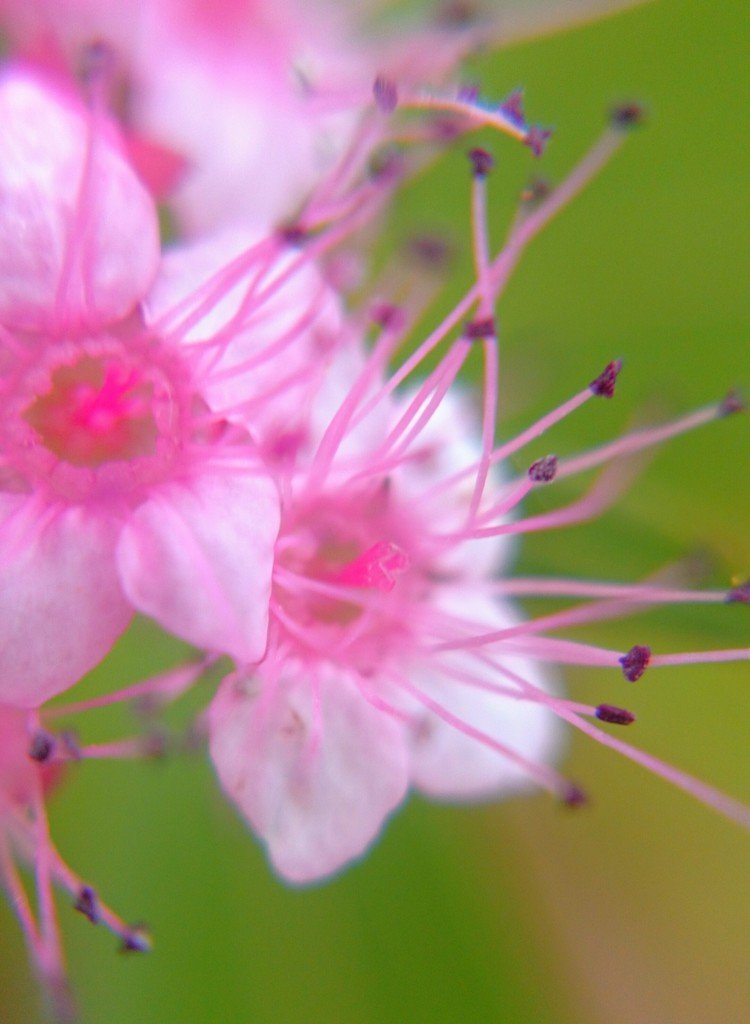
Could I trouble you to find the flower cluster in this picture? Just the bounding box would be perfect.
[0,0,746,1017]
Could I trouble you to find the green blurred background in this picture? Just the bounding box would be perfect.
[2,1,749,1021]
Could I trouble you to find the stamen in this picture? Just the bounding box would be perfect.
[120,926,152,954]
[523,125,553,158]
[726,581,750,604]
[28,731,56,764]
[619,644,652,682]
[720,390,745,416]
[610,101,645,129]
[500,89,526,127]
[468,147,494,178]
[528,454,558,483]
[561,783,589,808]
[595,704,637,725]
[74,886,100,925]
[464,317,496,339]
[589,359,622,397]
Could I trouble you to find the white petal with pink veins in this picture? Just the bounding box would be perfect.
[0,495,131,707]
[0,69,159,330]
[117,453,280,664]
[408,591,563,800]
[209,661,409,884]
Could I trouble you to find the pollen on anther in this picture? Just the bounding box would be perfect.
[28,730,56,763]
[595,704,636,725]
[468,147,494,178]
[589,359,622,398]
[528,454,558,483]
[619,644,652,682]
[74,886,101,925]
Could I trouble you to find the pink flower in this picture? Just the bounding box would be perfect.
[0,67,293,706]
[208,378,562,881]
[205,121,750,885]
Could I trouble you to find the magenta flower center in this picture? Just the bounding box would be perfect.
[24,356,158,468]
[275,488,419,648]
[2,333,194,502]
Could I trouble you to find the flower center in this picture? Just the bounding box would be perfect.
[24,356,158,468]
[275,488,418,647]
[2,332,194,503]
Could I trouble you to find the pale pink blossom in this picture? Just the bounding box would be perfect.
[0,67,314,706]
[205,120,750,885]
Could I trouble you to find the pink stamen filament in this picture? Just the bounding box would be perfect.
[400,90,530,143]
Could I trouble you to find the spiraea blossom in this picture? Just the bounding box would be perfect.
[200,127,750,882]
[0,64,366,707]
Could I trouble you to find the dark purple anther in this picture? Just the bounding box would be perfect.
[468,147,494,178]
[464,317,496,340]
[500,89,525,127]
[595,704,636,725]
[524,125,553,158]
[619,644,652,682]
[279,223,307,247]
[370,303,405,330]
[719,390,745,416]
[610,102,645,129]
[75,886,101,925]
[28,730,56,763]
[590,359,623,398]
[726,581,750,604]
[562,782,588,808]
[528,455,558,483]
[120,926,152,954]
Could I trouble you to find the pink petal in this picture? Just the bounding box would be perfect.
[117,454,279,663]
[408,592,563,800]
[0,69,159,330]
[0,495,131,708]
[209,662,409,884]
